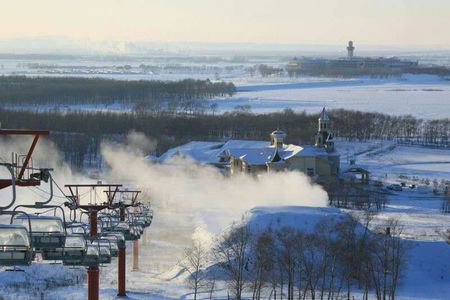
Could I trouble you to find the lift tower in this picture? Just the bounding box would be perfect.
[65,183,122,300]
[105,189,141,297]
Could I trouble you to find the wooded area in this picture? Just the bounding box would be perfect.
[0,108,448,168]
[0,76,235,114]
[184,215,407,300]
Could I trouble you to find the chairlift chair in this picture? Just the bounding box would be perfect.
[43,234,88,262]
[62,235,88,266]
[102,232,125,249]
[80,243,100,266]
[13,215,66,251]
[104,221,137,241]
[0,224,34,266]
[99,235,120,257]
[95,239,112,264]
[66,222,89,238]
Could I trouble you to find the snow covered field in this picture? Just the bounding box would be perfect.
[337,139,450,181]
[211,74,450,119]
[1,51,449,120]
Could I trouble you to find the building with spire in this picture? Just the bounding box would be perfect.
[315,107,335,152]
[287,41,418,77]
[155,109,340,179]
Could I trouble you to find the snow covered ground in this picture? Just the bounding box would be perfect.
[2,71,450,119]
[337,139,450,181]
[1,140,449,299]
[211,74,450,119]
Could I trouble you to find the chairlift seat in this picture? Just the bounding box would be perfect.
[105,221,137,241]
[98,245,112,264]
[14,215,66,250]
[43,234,87,261]
[62,235,88,266]
[0,224,34,266]
[76,244,100,266]
[100,237,119,256]
[102,232,125,249]
[66,223,88,236]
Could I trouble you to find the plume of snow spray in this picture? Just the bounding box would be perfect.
[100,133,328,241]
[0,132,328,272]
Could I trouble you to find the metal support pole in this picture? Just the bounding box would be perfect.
[88,210,99,300]
[18,134,40,180]
[132,239,139,271]
[117,207,126,297]
[142,228,147,245]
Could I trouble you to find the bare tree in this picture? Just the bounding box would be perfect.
[277,226,301,300]
[250,228,276,299]
[214,222,252,300]
[182,241,209,300]
[205,277,216,300]
[369,219,407,300]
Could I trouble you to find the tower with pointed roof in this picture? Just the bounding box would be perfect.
[270,129,286,148]
[315,108,335,152]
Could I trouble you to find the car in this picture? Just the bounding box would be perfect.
[387,184,403,191]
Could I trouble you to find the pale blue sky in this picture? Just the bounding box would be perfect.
[0,0,449,46]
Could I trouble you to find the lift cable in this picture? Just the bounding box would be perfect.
[33,185,67,199]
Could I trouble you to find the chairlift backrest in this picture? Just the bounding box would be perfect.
[64,235,86,249]
[14,215,64,233]
[0,224,30,247]
[86,244,100,256]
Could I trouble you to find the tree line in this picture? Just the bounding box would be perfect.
[0,76,235,114]
[183,214,408,300]
[0,108,448,168]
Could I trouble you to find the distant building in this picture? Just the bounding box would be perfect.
[287,41,418,77]
[155,108,340,179]
[347,40,355,59]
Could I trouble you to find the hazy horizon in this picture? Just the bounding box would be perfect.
[1,36,450,57]
[0,0,449,52]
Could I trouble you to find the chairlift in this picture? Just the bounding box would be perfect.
[61,235,88,266]
[13,215,66,250]
[42,234,87,261]
[66,222,89,238]
[0,165,35,266]
[99,238,118,258]
[100,235,121,256]
[11,170,68,251]
[102,232,125,249]
[94,239,112,264]
[81,243,101,266]
[103,221,135,241]
[98,214,118,232]
[0,224,34,266]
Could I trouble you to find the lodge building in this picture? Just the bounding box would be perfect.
[155,108,340,179]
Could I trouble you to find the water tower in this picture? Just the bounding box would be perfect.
[347,41,355,59]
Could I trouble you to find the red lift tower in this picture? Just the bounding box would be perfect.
[106,189,141,297]
[65,183,122,300]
